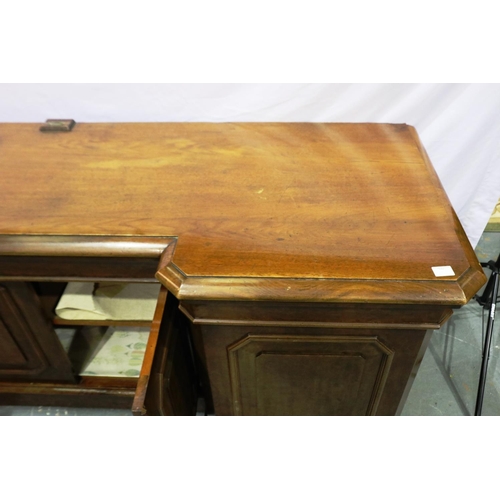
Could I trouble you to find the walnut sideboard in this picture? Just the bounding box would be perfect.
[0,121,486,415]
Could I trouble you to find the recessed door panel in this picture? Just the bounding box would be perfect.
[0,283,75,381]
[228,334,394,416]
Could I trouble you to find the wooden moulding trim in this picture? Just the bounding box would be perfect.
[0,275,159,283]
[457,264,487,303]
[178,303,451,330]
[156,262,485,306]
[446,207,487,303]
[0,235,176,258]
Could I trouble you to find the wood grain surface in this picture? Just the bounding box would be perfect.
[0,122,485,303]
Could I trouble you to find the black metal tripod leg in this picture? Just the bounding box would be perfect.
[474,270,499,416]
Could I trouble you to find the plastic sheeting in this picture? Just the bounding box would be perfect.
[1,83,499,248]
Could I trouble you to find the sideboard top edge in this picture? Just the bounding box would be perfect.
[0,235,176,258]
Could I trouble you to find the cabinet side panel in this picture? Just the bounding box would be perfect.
[137,291,198,416]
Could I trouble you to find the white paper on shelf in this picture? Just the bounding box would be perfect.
[55,282,161,321]
[79,326,150,378]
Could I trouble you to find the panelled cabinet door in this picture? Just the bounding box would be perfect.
[228,333,394,416]
[195,321,432,416]
[132,287,198,416]
[0,282,75,382]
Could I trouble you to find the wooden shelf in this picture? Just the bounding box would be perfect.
[53,316,152,328]
[78,376,138,388]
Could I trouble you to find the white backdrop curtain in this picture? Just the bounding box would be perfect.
[1,83,498,248]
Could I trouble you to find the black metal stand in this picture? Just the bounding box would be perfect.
[474,253,500,416]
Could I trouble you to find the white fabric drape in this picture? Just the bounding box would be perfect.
[1,83,499,247]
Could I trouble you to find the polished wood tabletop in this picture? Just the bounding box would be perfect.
[0,122,485,303]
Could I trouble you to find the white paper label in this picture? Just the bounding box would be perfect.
[431,266,455,277]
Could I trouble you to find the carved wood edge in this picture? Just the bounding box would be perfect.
[0,232,484,306]
[156,261,482,305]
[0,235,176,258]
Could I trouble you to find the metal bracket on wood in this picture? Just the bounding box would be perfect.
[39,119,76,132]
